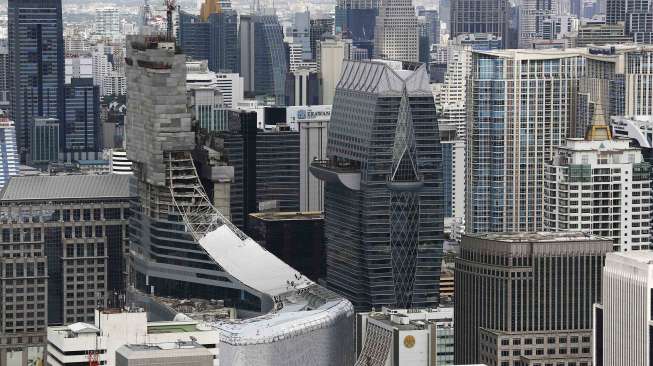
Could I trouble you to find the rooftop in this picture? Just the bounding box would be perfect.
[608,250,653,264]
[249,211,323,222]
[465,232,609,243]
[0,174,132,201]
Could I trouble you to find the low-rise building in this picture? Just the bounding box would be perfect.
[356,307,455,365]
[116,342,214,366]
[47,308,220,366]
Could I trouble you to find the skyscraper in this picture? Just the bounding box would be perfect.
[606,0,653,42]
[253,15,288,105]
[466,49,583,233]
[518,0,560,47]
[289,11,312,60]
[62,78,102,161]
[449,0,509,48]
[310,17,334,61]
[124,35,355,366]
[0,118,19,188]
[455,232,612,364]
[311,60,444,310]
[95,8,121,39]
[335,0,379,57]
[8,0,65,161]
[178,4,239,73]
[238,13,288,104]
[374,0,419,61]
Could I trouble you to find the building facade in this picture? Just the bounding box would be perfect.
[466,49,583,233]
[0,118,19,188]
[455,232,612,364]
[374,0,419,62]
[8,0,65,161]
[29,118,60,166]
[449,0,509,48]
[312,60,444,310]
[594,251,653,366]
[178,8,239,73]
[545,137,651,252]
[355,307,454,366]
[0,174,132,325]
[63,78,102,161]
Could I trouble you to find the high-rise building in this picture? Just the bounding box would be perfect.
[291,105,330,211]
[0,174,132,325]
[0,118,19,188]
[8,0,65,161]
[335,0,378,56]
[124,35,355,366]
[253,15,288,105]
[574,21,633,46]
[0,45,10,114]
[178,6,239,73]
[466,49,583,233]
[29,117,60,166]
[186,60,244,108]
[0,217,47,366]
[318,37,351,105]
[237,13,288,104]
[606,0,653,42]
[355,307,454,366]
[594,251,653,366]
[374,0,419,61]
[574,46,653,137]
[62,78,102,161]
[545,136,651,251]
[92,43,127,97]
[310,18,334,61]
[95,8,121,39]
[455,232,612,364]
[289,11,312,60]
[286,68,321,106]
[418,9,440,46]
[518,0,560,47]
[449,0,509,48]
[311,60,444,310]
[239,15,256,94]
[201,111,300,229]
[248,212,325,282]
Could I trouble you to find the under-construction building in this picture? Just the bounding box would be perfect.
[124,35,354,366]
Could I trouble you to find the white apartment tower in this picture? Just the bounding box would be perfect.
[594,251,653,366]
[545,133,651,252]
[373,0,419,62]
[95,8,121,39]
[0,118,19,188]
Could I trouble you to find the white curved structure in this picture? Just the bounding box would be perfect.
[168,153,355,366]
[125,35,354,366]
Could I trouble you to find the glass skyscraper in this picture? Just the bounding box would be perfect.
[312,60,444,310]
[253,15,288,105]
[8,0,64,161]
[449,0,509,48]
[63,78,101,161]
[178,9,239,73]
[466,49,583,233]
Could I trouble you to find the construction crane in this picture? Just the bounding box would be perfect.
[164,0,177,40]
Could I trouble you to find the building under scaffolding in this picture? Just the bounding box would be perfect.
[124,34,354,366]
